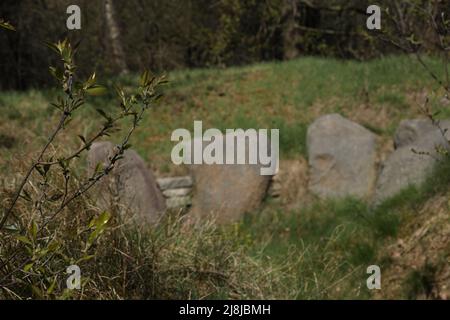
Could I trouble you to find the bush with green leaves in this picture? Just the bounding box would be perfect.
[0,35,167,298]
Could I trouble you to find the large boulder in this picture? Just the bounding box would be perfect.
[187,132,276,223]
[87,141,166,223]
[394,118,450,149]
[307,114,378,199]
[374,128,449,204]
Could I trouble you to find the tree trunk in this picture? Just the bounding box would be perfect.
[104,0,129,74]
[282,0,301,60]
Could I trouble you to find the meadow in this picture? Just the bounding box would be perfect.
[0,55,449,299]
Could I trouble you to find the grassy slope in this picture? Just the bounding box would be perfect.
[0,55,449,299]
[132,55,447,173]
[1,55,447,173]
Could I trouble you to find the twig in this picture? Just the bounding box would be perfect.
[0,111,70,230]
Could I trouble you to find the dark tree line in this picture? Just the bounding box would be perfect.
[0,0,448,90]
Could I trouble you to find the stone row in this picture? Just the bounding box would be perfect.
[307,114,450,204]
[86,114,449,225]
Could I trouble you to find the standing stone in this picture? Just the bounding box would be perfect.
[307,114,378,199]
[190,164,270,223]
[87,141,166,223]
[394,118,450,149]
[188,133,276,223]
[374,127,449,204]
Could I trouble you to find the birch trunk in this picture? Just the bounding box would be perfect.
[104,0,129,74]
[282,0,301,60]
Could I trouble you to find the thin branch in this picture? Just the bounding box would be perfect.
[0,111,69,230]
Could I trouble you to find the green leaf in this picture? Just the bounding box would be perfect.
[154,93,164,102]
[43,163,51,175]
[49,192,63,202]
[21,189,32,202]
[47,240,60,252]
[114,85,125,99]
[140,70,151,87]
[78,135,87,144]
[95,108,110,120]
[94,161,104,174]
[85,212,111,251]
[123,143,132,150]
[3,224,20,233]
[35,165,46,177]
[60,44,72,63]
[64,117,73,127]
[30,221,38,241]
[76,255,95,264]
[96,211,111,228]
[16,235,32,246]
[24,263,34,272]
[406,34,421,46]
[0,19,15,31]
[158,77,169,85]
[86,85,107,96]
[86,230,100,249]
[31,285,43,299]
[43,41,61,54]
[88,211,111,229]
[47,276,58,295]
[73,98,85,110]
[50,102,63,111]
[58,159,69,170]
[49,66,64,81]
[84,73,97,89]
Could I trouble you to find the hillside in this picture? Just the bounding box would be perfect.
[0,56,449,299]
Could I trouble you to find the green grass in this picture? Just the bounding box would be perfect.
[1,55,447,173]
[1,55,450,299]
[233,155,450,299]
[403,263,438,299]
[232,197,389,298]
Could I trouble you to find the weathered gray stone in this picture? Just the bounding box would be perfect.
[374,129,450,204]
[188,133,275,223]
[307,114,378,199]
[157,176,193,191]
[87,141,166,223]
[190,165,270,223]
[166,196,192,209]
[162,188,191,198]
[394,118,450,149]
